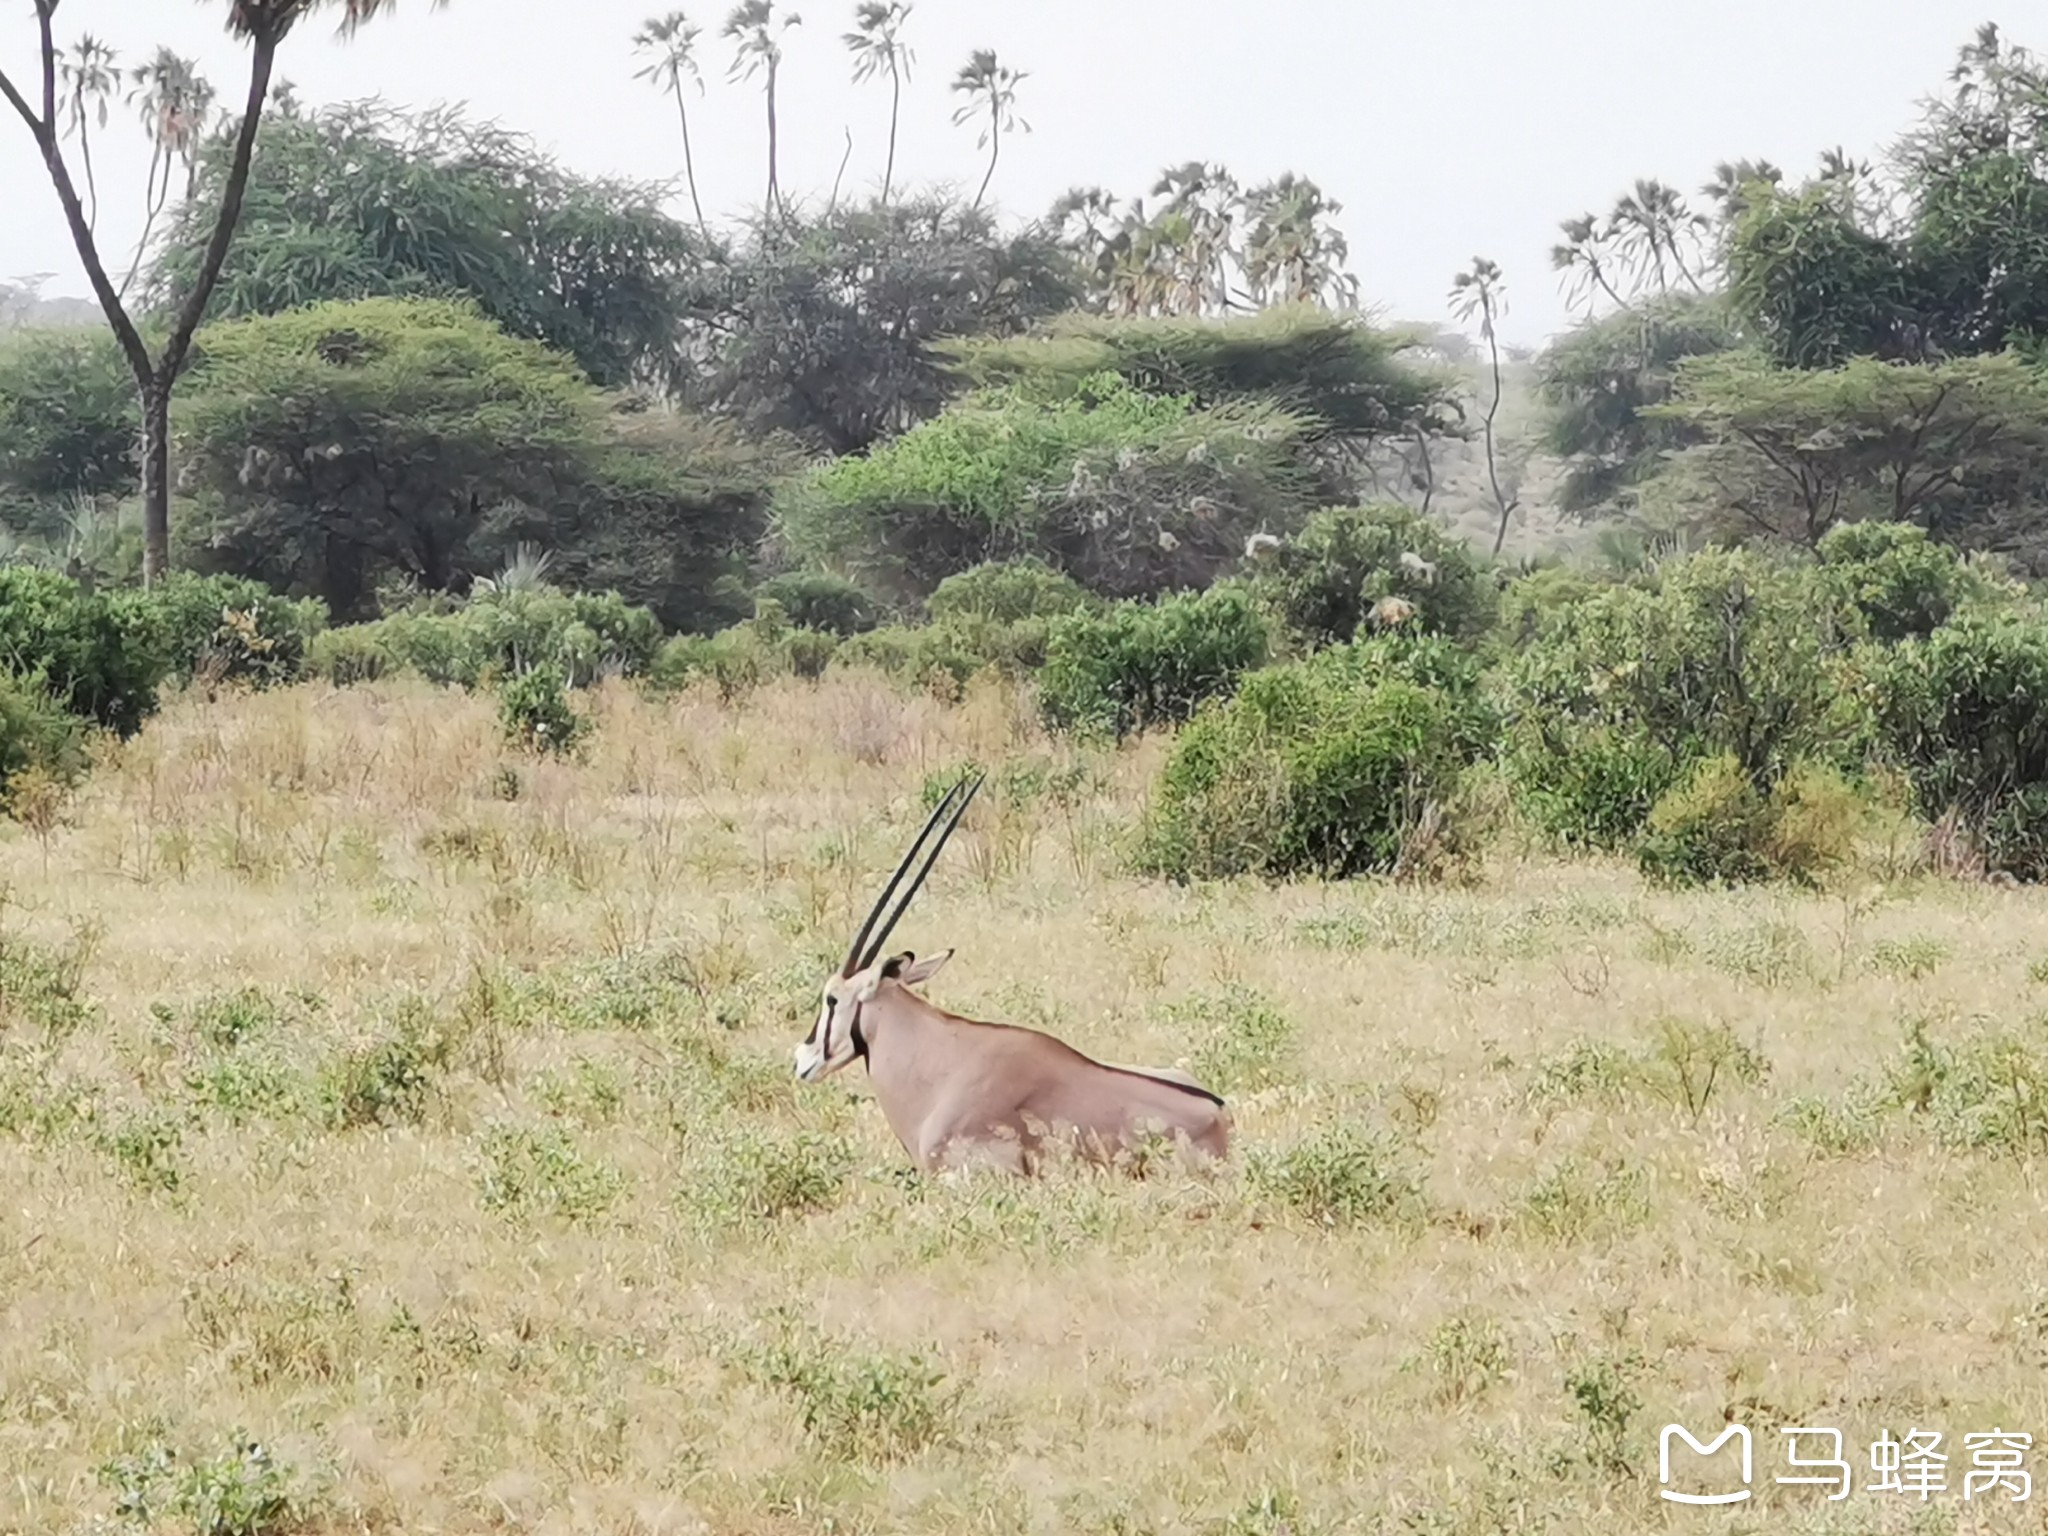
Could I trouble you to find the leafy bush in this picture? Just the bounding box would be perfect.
[650,605,843,701]
[754,571,880,636]
[925,557,1096,625]
[1638,753,1877,888]
[1636,754,1773,887]
[304,625,400,685]
[314,587,662,690]
[124,572,327,687]
[0,566,167,736]
[1815,520,2017,642]
[1138,636,1495,881]
[1502,547,1863,849]
[775,372,1317,600]
[1249,502,1496,646]
[1039,583,1272,738]
[1874,613,2048,879]
[498,663,589,756]
[0,670,87,798]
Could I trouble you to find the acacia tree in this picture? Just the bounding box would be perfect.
[633,11,710,237]
[950,47,1026,212]
[0,0,443,584]
[844,1,912,205]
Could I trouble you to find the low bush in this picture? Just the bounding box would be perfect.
[753,571,880,636]
[308,587,662,690]
[1637,753,1878,889]
[0,566,166,736]
[123,571,327,688]
[1249,502,1496,647]
[0,670,87,798]
[1137,635,1496,881]
[1039,583,1272,739]
[1873,613,2048,880]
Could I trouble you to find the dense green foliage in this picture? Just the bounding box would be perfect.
[153,102,702,390]
[1248,503,1495,647]
[1039,585,1272,738]
[0,328,140,525]
[1138,636,1495,881]
[776,373,1317,600]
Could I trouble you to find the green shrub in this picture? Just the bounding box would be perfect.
[1039,583,1272,738]
[0,670,87,798]
[1638,753,1876,889]
[123,571,327,687]
[0,566,167,736]
[925,557,1096,625]
[1636,753,1772,887]
[775,371,1317,600]
[649,606,842,700]
[1138,637,1494,881]
[498,663,589,755]
[1816,520,2017,642]
[328,586,662,690]
[754,571,880,636]
[1874,613,2048,879]
[1502,547,1864,849]
[1250,502,1496,646]
[304,625,400,685]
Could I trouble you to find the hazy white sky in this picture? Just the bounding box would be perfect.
[0,0,2019,348]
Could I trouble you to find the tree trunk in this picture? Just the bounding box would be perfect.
[974,114,999,211]
[765,63,781,218]
[140,379,172,581]
[883,67,900,205]
[141,30,280,583]
[673,87,708,237]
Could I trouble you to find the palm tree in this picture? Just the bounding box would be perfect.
[1549,211,1628,315]
[1700,158,1782,224]
[0,0,445,582]
[844,1,912,205]
[724,1,801,220]
[1241,174,1358,310]
[1151,161,1240,314]
[1449,256,1518,556]
[949,48,1026,212]
[60,36,118,232]
[119,48,217,295]
[633,12,710,236]
[1607,178,1708,295]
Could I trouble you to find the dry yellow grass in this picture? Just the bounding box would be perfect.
[4,671,2048,1535]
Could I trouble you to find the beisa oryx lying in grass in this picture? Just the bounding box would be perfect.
[793,774,1232,1174]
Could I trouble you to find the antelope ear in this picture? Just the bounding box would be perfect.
[892,949,952,986]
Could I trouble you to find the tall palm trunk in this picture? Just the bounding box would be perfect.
[1481,320,1512,557]
[765,58,782,217]
[973,107,999,210]
[78,124,99,230]
[669,81,708,236]
[882,61,901,204]
[119,147,171,297]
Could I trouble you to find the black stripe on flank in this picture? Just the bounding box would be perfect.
[1106,1065,1226,1108]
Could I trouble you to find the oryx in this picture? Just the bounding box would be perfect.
[794,775,1231,1174]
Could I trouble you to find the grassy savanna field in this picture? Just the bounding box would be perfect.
[4,673,2048,1535]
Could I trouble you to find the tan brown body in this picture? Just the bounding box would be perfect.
[853,974,1230,1173]
[794,774,1230,1174]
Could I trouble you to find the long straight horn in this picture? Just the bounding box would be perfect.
[859,773,982,971]
[841,775,974,976]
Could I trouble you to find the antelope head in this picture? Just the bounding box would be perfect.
[795,774,982,1083]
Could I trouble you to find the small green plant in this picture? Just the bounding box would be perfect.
[99,1434,303,1536]
[1422,1313,1512,1406]
[1247,1122,1419,1227]
[498,661,589,756]
[1636,754,1771,887]
[1564,1351,1643,1476]
[695,1128,854,1223]
[1867,936,1950,980]
[477,1122,625,1221]
[1520,1156,1650,1242]
[100,1106,185,1194]
[318,1004,447,1129]
[1645,1017,1771,1122]
[742,1309,962,1462]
